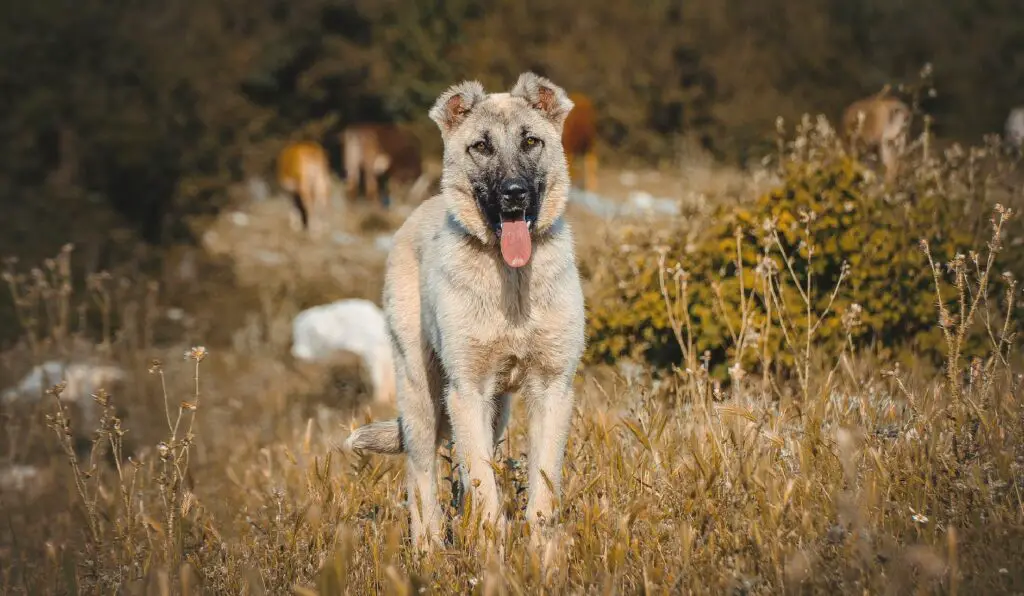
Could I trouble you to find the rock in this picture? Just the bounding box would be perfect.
[627,190,655,210]
[246,176,272,203]
[291,299,395,404]
[627,191,680,215]
[570,189,621,217]
[2,361,127,428]
[0,465,53,498]
[253,249,287,265]
[229,212,250,227]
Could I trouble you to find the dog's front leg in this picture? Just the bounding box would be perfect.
[523,376,575,530]
[445,383,503,539]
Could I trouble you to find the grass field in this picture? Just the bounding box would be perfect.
[1,117,1023,595]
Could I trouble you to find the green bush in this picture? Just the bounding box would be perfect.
[586,152,1015,378]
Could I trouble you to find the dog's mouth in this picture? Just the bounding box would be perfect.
[496,211,535,269]
[473,178,545,269]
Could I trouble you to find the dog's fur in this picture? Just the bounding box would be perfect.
[342,123,432,208]
[276,141,332,235]
[344,72,586,551]
[841,87,911,184]
[562,92,598,192]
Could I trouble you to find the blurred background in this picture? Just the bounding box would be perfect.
[3,1,1024,592]
[3,0,1020,263]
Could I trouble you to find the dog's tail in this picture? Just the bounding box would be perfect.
[343,418,404,454]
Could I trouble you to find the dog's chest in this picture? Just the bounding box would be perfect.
[442,264,570,376]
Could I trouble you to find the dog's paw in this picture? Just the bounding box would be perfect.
[528,522,572,572]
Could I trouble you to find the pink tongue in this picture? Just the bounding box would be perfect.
[499,219,532,268]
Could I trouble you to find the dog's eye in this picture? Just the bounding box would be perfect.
[523,136,542,150]
[470,140,489,154]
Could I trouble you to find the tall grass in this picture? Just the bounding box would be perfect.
[1,111,1022,594]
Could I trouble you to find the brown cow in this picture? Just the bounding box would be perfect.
[341,123,426,208]
[562,92,598,192]
[841,86,911,184]
[276,141,332,235]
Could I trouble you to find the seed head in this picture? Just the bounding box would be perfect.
[184,346,208,362]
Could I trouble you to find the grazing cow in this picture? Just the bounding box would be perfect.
[562,92,598,192]
[1005,107,1024,149]
[341,123,428,208]
[276,141,332,235]
[841,87,912,184]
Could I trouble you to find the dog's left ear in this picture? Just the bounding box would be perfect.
[510,72,574,128]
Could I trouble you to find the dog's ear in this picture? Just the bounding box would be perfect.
[429,80,486,138]
[510,72,574,127]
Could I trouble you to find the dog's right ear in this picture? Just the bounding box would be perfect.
[429,80,486,138]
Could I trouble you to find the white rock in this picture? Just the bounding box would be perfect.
[1005,107,1024,147]
[627,191,680,216]
[0,464,52,496]
[246,176,272,203]
[2,361,127,427]
[253,249,286,265]
[291,299,395,404]
[628,190,655,210]
[2,361,125,405]
[570,189,621,217]
[230,211,250,227]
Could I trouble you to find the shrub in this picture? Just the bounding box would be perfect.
[586,119,1020,379]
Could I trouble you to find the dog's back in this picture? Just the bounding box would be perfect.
[342,123,425,205]
[342,124,423,180]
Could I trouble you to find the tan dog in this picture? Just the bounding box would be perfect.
[562,92,598,192]
[341,123,431,208]
[344,72,586,551]
[841,87,911,184]
[276,141,332,235]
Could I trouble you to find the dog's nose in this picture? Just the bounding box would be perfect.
[500,178,529,210]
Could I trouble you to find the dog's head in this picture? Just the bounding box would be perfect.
[428,72,574,268]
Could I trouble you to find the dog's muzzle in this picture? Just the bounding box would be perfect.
[471,176,540,268]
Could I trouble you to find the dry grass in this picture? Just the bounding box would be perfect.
[1,117,1023,595]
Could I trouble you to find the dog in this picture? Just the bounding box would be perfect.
[562,92,598,192]
[344,72,586,551]
[841,86,911,184]
[341,123,432,208]
[276,141,332,235]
